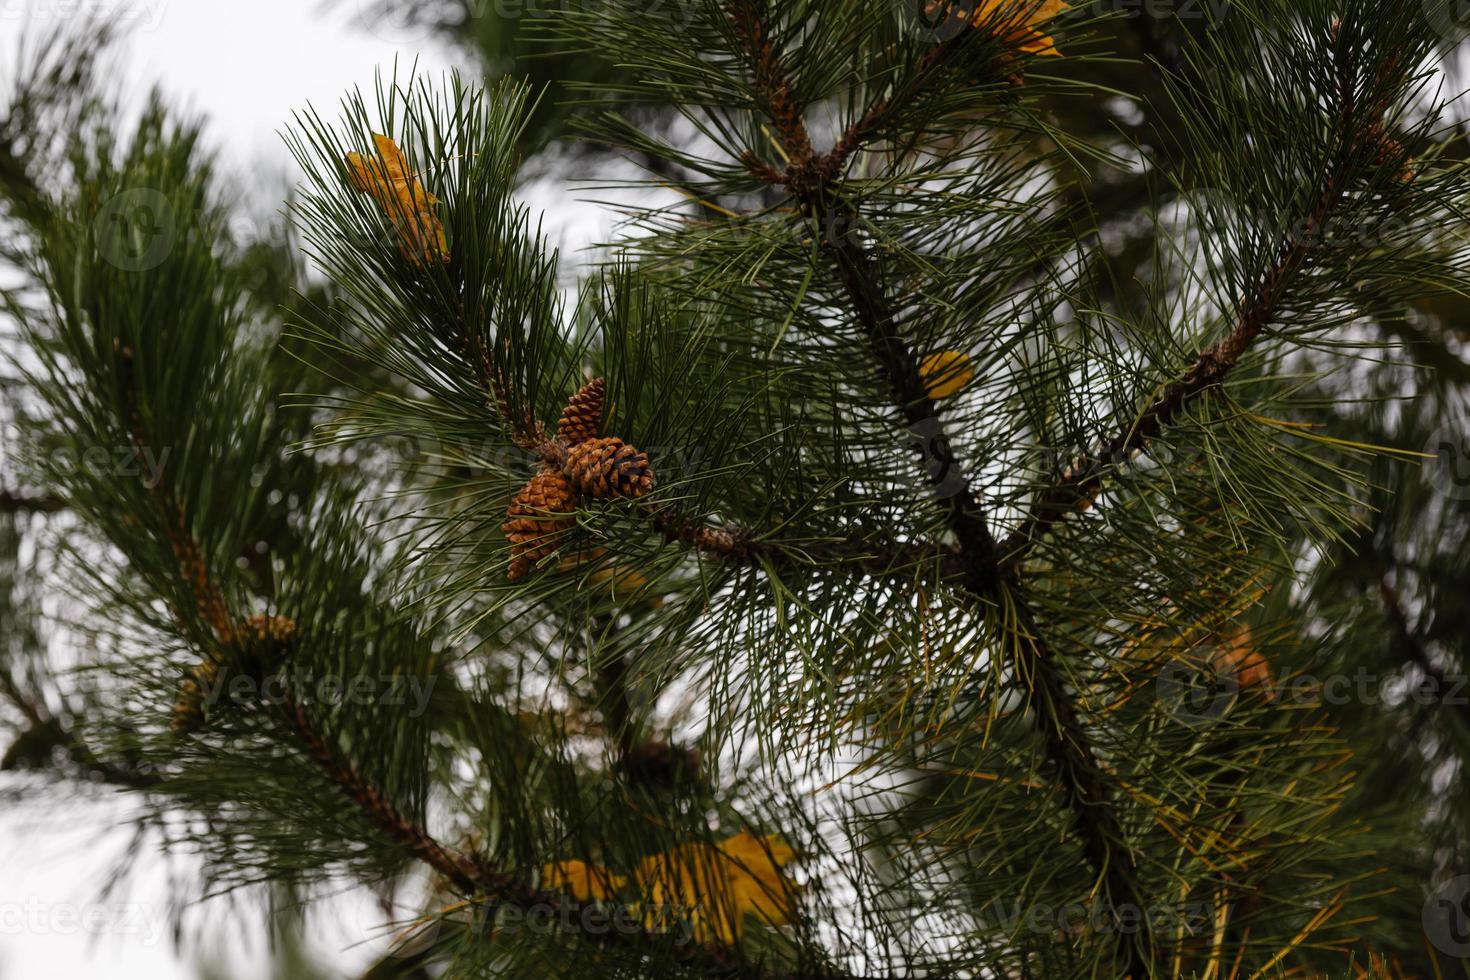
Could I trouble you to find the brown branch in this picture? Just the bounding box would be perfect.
[276,691,515,897]
[1011,602,1156,975]
[725,0,813,164]
[724,4,1161,973]
[281,686,864,978]
[998,30,1377,567]
[727,7,1004,587]
[648,504,961,579]
[814,38,962,183]
[822,207,1003,591]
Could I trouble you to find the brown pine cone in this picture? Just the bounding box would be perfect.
[557,377,604,447]
[503,468,579,580]
[563,437,653,500]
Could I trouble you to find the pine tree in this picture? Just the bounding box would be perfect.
[4,1,1470,977]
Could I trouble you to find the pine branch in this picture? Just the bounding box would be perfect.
[648,505,962,578]
[724,0,813,165]
[722,6,1165,972]
[1008,598,1157,975]
[999,25,1393,566]
[275,691,506,896]
[284,675,858,978]
[729,1,1007,593]
[729,0,1003,589]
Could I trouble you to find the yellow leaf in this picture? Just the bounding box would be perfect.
[633,831,799,944]
[919,350,974,399]
[972,0,1068,56]
[539,859,624,902]
[1209,625,1275,699]
[557,548,661,607]
[345,133,448,267]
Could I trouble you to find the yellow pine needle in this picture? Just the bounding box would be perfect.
[1246,411,1435,458]
[666,184,741,218]
[1247,888,1349,978]
[760,124,792,164]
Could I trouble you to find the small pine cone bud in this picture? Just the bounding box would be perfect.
[243,614,298,655]
[563,437,653,500]
[556,377,605,447]
[503,468,579,580]
[243,613,295,643]
[171,655,222,735]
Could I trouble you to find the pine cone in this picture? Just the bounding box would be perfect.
[557,377,604,446]
[503,468,579,580]
[563,437,653,500]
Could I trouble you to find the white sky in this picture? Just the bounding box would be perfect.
[0,2,578,978]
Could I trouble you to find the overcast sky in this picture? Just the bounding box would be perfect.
[1,2,482,978]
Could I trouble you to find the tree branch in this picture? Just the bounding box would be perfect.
[724,4,1155,973]
[998,27,1376,567]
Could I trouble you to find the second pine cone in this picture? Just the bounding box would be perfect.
[564,437,653,500]
[503,468,579,580]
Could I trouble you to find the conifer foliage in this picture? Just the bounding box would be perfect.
[3,0,1470,977]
